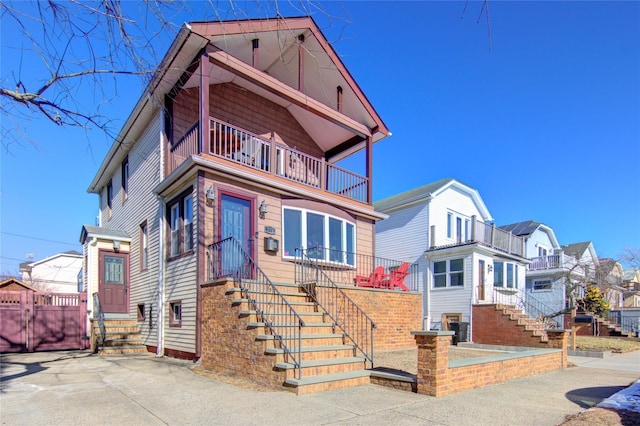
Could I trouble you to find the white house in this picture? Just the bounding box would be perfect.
[374,178,529,337]
[499,220,581,326]
[20,250,83,293]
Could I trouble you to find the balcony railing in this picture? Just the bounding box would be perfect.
[528,253,579,271]
[168,118,369,203]
[429,217,526,258]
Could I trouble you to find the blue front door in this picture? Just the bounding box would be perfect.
[220,194,253,275]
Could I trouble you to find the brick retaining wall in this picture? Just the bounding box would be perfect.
[412,330,568,397]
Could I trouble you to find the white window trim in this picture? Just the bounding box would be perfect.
[446,210,471,244]
[494,261,520,289]
[432,257,465,289]
[281,206,356,267]
[533,279,553,292]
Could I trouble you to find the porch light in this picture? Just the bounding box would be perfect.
[113,240,121,251]
[259,200,268,219]
[488,264,493,273]
[205,186,215,205]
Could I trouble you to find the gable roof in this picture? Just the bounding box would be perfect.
[19,250,83,272]
[88,16,390,194]
[499,220,560,249]
[80,225,131,244]
[373,178,492,221]
[562,241,598,265]
[0,278,39,292]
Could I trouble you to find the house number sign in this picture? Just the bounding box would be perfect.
[264,226,276,235]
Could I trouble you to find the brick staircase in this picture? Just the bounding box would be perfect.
[472,304,551,346]
[582,313,635,338]
[498,305,549,342]
[93,319,148,355]
[225,281,370,394]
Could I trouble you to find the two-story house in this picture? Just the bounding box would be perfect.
[498,220,580,327]
[19,251,83,293]
[80,17,390,363]
[374,178,529,338]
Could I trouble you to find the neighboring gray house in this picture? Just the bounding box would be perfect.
[375,178,529,335]
[499,221,580,326]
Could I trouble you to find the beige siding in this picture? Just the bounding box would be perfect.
[96,111,164,347]
[163,182,198,353]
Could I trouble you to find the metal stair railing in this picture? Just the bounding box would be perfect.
[207,237,305,379]
[493,288,567,328]
[92,292,106,345]
[295,247,377,366]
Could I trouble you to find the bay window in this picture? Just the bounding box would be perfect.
[493,261,519,288]
[282,207,355,266]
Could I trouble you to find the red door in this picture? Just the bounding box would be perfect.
[99,251,129,314]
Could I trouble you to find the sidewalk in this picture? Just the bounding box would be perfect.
[1,350,639,426]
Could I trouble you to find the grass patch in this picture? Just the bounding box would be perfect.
[574,336,640,352]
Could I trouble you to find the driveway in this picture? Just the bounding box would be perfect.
[1,350,638,425]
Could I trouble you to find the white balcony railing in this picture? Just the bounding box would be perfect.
[528,253,579,272]
[168,118,369,203]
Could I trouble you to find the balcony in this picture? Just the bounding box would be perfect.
[528,253,579,272]
[168,117,369,204]
[429,218,526,258]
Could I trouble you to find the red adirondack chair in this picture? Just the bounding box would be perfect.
[354,266,387,288]
[381,262,410,291]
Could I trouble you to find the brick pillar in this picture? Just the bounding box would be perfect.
[546,330,570,368]
[411,331,454,397]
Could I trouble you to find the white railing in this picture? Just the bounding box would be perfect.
[168,117,371,203]
[209,119,271,173]
[528,253,579,271]
[471,220,526,257]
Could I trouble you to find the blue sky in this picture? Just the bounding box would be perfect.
[1,1,639,273]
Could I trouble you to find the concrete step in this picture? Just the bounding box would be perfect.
[248,322,335,335]
[98,345,148,355]
[257,333,345,348]
[266,344,356,362]
[276,356,366,378]
[284,370,370,395]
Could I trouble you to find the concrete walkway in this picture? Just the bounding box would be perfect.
[1,350,638,426]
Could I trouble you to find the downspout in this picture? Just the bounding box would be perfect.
[157,196,165,357]
[156,109,167,357]
[424,252,431,330]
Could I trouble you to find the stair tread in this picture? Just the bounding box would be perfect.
[266,344,354,355]
[257,333,343,340]
[248,321,331,328]
[276,357,365,370]
[285,370,370,386]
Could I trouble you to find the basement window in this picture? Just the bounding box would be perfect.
[137,303,145,322]
[169,301,182,327]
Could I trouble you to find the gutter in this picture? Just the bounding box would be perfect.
[88,23,197,194]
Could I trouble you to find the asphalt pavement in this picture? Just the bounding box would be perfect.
[1,350,638,426]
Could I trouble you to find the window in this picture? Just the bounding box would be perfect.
[538,246,548,257]
[140,221,148,270]
[533,280,552,291]
[432,258,464,289]
[494,262,504,287]
[446,211,470,243]
[137,303,145,321]
[121,156,129,202]
[106,180,113,218]
[183,197,193,251]
[282,207,356,266]
[169,301,182,327]
[494,261,519,288]
[167,188,194,259]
